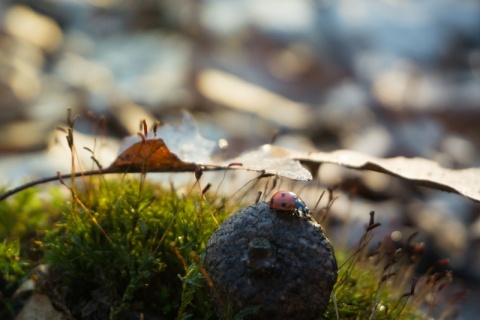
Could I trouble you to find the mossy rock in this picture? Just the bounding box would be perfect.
[204,202,337,319]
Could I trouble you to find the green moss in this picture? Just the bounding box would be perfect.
[0,186,65,319]
[0,186,63,240]
[0,178,460,319]
[42,177,227,319]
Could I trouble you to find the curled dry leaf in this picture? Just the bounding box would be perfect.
[116,112,215,164]
[108,112,312,180]
[109,112,214,172]
[109,139,197,172]
[286,147,480,203]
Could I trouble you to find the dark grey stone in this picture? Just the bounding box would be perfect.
[204,202,337,320]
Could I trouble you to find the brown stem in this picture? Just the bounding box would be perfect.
[0,165,257,202]
[0,169,105,201]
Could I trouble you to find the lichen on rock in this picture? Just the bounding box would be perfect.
[204,202,337,320]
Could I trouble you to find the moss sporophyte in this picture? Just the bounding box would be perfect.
[0,178,461,319]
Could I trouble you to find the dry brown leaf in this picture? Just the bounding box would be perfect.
[107,112,312,180]
[109,138,197,172]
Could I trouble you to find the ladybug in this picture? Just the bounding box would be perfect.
[270,191,297,211]
[269,191,309,216]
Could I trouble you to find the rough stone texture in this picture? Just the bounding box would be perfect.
[204,202,337,320]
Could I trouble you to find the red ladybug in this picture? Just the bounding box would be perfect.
[269,191,298,212]
[270,191,309,216]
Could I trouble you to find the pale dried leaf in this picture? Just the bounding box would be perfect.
[290,147,480,202]
[225,144,312,181]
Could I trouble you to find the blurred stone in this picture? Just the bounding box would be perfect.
[267,43,316,82]
[110,100,157,135]
[27,79,79,122]
[337,0,480,65]
[469,216,480,241]
[344,124,392,157]
[14,293,64,320]
[0,80,23,123]
[407,195,470,267]
[13,279,35,298]
[195,109,278,155]
[317,82,375,147]
[440,135,476,168]
[420,74,480,111]
[1,33,45,71]
[0,121,53,152]
[394,117,444,158]
[372,62,480,112]
[247,0,315,36]
[273,133,317,152]
[200,0,248,37]
[0,33,45,115]
[0,130,119,185]
[8,65,41,103]
[92,32,193,107]
[4,5,63,53]
[54,53,114,96]
[197,68,312,129]
[372,60,421,111]
[327,196,404,247]
[201,0,315,38]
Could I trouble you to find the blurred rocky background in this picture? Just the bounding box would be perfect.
[1,0,480,318]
